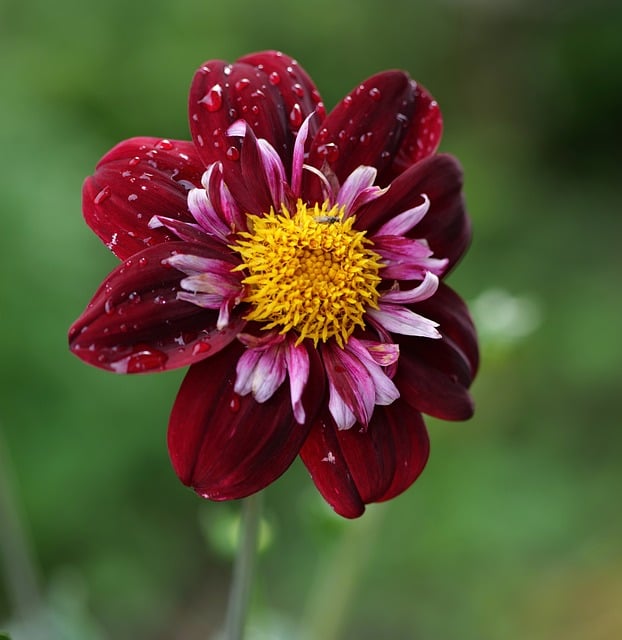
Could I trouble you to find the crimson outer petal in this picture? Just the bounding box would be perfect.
[69,242,244,373]
[394,283,478,420]
[237,51,323,139]
[304,71,416,201]
[188,59,290,171]
[168,342,325,500]
[383,81,443,181]
[83,137,204,260]
[358,154,471,271]
[300,400,429,518]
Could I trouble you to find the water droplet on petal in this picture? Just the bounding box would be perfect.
[94,186,111,205]
[127,194,138,202]
[226,146,240,161]
[311,88,322,104]
[289,103,303,128]
[317,127,329,143]
[128,291,141,304]
[138,257,148,267]
[192,341,212,356]
[104,298,114,315]
[154,295,167,305]
[229,394,241,412]
[268,71,281,85]
[126,348,168,373]
[128,156,140,167]
[359,131,374,145]
[292,83,305,98]
[157,139,174,150]
[368,87,382,101]
[235,78,250,91]
[317,143,340,163]
[201,84,223,112]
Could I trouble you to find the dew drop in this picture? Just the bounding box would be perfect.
[343,95,353,108]
[229,394,241,412]
[359,131,374,145]
[128,291,141,304]
[311,88,322,104]
[317,143,340,163]
[226,146,240,161]
[201,84,223,112]
[157,139,174,150]
[192,341,212,356]
[317,127,329,143]
[228,107,238,119]
[94,186,111,205]
[104,298,114,315]
[138,256,148,267]
[126,348,168,373]
[368,87,382,101]
[154,295,167,305]
[128,156,140,167]
[235,78,250,91]
[268,71,281,85]
[197,134,204,147]
[292,83,305,98]
[289,103,303,128]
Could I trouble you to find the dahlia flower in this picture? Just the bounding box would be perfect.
[69,51,478,518]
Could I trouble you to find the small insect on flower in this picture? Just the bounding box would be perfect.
[314,215,342,224]
[69,50,478,518]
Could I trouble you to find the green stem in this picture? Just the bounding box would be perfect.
[224,492,262,640]
[0,427,41,619]
[301,505,385,640]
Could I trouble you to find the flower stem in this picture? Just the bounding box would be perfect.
[0,426,41,619]
[224,492,262,640]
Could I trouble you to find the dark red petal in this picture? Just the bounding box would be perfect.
[300,400,429,518]
[415,282,479,376]
[299,411,365,518]
[83,137,204,260]
[223,123,276,216]
[237,51,324,138]
[382,81,443,181]
[168,342,325,499]
[69,242,243,373]
[393,286,477,421]
[360,154,471,271]
[304,71,415,195]
[188,59,290,172]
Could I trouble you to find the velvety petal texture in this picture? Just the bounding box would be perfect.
[83,137,204,260]
[70,50,478,519]
[168,343,324,499]
[300,400,429,518]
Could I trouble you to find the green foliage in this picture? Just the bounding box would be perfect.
[1,0,621,638]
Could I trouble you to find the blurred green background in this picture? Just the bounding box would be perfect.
[1,0,621,638]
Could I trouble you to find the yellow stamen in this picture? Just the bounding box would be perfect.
[232,200,383,347]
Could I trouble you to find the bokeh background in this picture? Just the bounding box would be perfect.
[1,0,621,638]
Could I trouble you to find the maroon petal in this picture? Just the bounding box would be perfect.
[300,400,429,518]
[393,285,477,420]
[359,154,471,271]
[83,137,204,260]
[188,59,290,172]
[415,282,479,376]
[168,342,325,499]
[381,81,443,181]
[237,50,324,138]
[304,71,415,194]
[69,242,244,373]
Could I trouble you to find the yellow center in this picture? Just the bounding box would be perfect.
[232,200,383,347]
